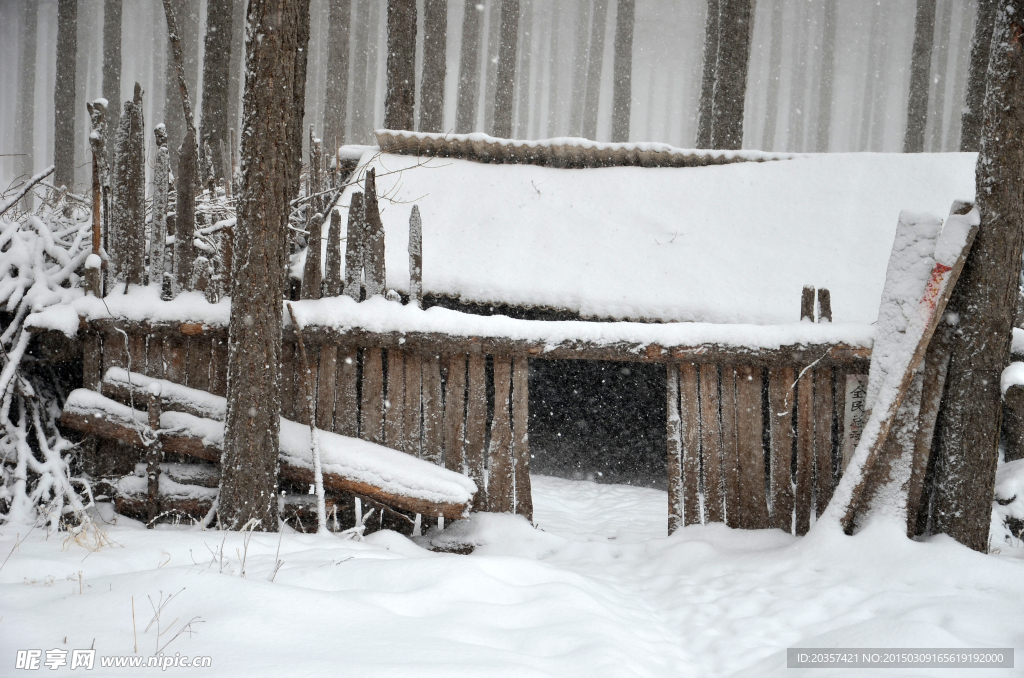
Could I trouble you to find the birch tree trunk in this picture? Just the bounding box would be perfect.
[960,0,998,151]
[932,0,1024,553]
[581,0,609,140]
[709,0,752,150]
[54,0,77,190]
[815,0,838,153]
[419,0,447,132]
[324,0,352,149]
[200,0,235,183]
[455,0,484,133]
[102,0,122,167]
[610,0,635,143]
[492,0,520,138]
[220,0,312,532]
[696,0,720,149]
[904,0,937,153]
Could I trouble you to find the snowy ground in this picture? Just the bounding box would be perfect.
[1,475,1022,677]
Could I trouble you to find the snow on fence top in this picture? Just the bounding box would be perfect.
[337,148,975,326]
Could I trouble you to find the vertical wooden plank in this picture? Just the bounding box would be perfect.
[361,347,384,444]
[768,367,795,533]
[279,342,298,422]
[679,362,701,526]
[209,335,228,397]
[488,356,515,513]
[402,352,422,455]
[443,354,467,473]
[720,365,741,528]
[317,344,339,432]
[699,364,724,523]
[817,287,832,322]
[834,368,848,473]
[512,356,532,521]
[163,334,187,386]
[185,336,211,393]
[102,328,126,374]
[795,367,814,535]
[466,353,487,511]
[840,373,869,470]
[801,285,816,321]
[334,346,359,436]
[736,365,769,529]
[813,367,835,518]
[383,348,405,449]
[421,353,444,463]
[145,335,164,379]
[666,364,683,534]
[83,333,102,392]
[128,332,147,375]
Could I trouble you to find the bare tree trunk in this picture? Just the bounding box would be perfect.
[545,2,561,137]
[484,0,503,134]
[945,0,976,151]
[385,0,417,132]
[455,0,484,133]
[350,0,371,142]
[418,0,447,132]
[788,0,810,151]
[904,0,937,153]
[492,0,520,138]
[696,0,720,148]
[164,0,200,177]
[932,0,1024,553]
[16,0,37,205]
[103,0,122,167]
[960,0,998,151]
[869,3,892,152]
[929,0,954,152]
[220,0,312,532]
[857,2,881,152]
[761,0,783,151]
[569,0,592,137]
[365,0,382,136]
[54,0,77,190]
[111,84,147,289]
[514,0,533,139]
[581,0,609,140]
[200,0,234,183]
[815,0,837,152]
[227,0,246,146]
[324,0,352,149]
[610,0,634,143]
[709,0,752,150]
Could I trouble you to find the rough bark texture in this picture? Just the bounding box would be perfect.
[932,0,1024,553]
[385,0,417,131]
[709,0,752,150]
[493,0,520,138]
[102,0,122,168]
[696,0,720,149]
[419,0,447,133]
[151,125,170,291]
[761,0,783,151]
[905,0,938,153]
[960,0,998,151]
[163,0,200,178]
[569,0,592,138]
[514,0,533,139]
[200,0,235,182]
[610,0,635,143]
[111,84,147,289]
[581,0,609,140]
[220,0,312,531]
[17,0,37,202]
[350,0,371,142]
[815,0,837,152]
[455,0,484,133]
[227,0,247,142]
[54,0,77,190]
[323,0,352,150]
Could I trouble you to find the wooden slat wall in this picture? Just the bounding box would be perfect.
[768,367,795,532]
[736,365,769,529]
[512,356,532,521]
[466,354,487,511]
[700,364,724,524]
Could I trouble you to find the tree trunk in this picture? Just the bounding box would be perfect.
[569,0,592,137]
[220,0,312,532]
[761,0,783,152]
[581,0,609,140]
[164,0,200,177]
[610,0,634,143]
[16,0,37,205]
[945,0,976,151]
[960,0,998,151]
[227,0,246,147]
[54,0,77,190]
[815,0,837,152]
[324,0,352,150]
[696,0,720,149]
[904,0,937,153]
[869,3,892,152]
[364,0,382,137]
[199,0,234,183]
[929,0,954,152]
[709,0,752,150]
[514,0,533,139]
[932,0,1024,553]
[492,0,520,138]
[788,0,810,151]
[350,0,371,142]
[455,0,483,133]
[857,2,881,152]
[385,0,417,132]
[545,2,561,137]
[103,0,122,168]
[484,0,503,134]
[418,0,447,133]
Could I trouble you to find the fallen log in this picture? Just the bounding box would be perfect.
[62,387,476,520]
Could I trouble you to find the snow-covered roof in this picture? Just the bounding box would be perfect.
[336,149,975,326]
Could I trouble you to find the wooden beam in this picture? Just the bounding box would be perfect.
[699,364,724,523]
[403,352,423,455]
[443,354,467,473]
[421,354,444,464]
[317,344,339,432]
[384,348,405,449]
[813,367,835,518]
[768,367,795,533]
[512,356,532,521]
[466,354,488,511]
[680,362,701,526]
[736,365,769,529]
[489,356,515,513]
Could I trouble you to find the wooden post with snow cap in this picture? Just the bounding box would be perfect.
[801,286,816,322]
[817,288,832,322]
[324,208,344,296]
[301,212,324,300]
[409,205,423,307]
[344,192,365,300]
[363,168,386,298]
[699,363,723,523]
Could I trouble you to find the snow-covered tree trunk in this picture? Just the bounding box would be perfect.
[493,0,520,138]
[54,0,77,190]
[455,0,483,134]
[931,0,1024,553]
[419,0,447,133]
[581,0,609,141]
[102,0,122,167]
[960,0,998,152]
[220,0,312,532]
[323,0,352,149]
[904,0,937,153]
[709,0,752,151]
[696,0,720,149]
[610,0,634,144]
[815,0,837,153]
[200,0,235,183]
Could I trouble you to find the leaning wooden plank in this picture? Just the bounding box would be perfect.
[443,354,467,474]
[666,363,683,534]
[719,365,741,528]
[679,363,701,526]
[465,354,488,512]
[361,347,384,444]
[768,366,795,533]
[736,365,769,529]
[795,367,814,535]
[825,206,980,534]
[813,367,835,518]
[489,356,515,513]
[699,363,724,523]
[512,356,532,521]
[61,389,477,520]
